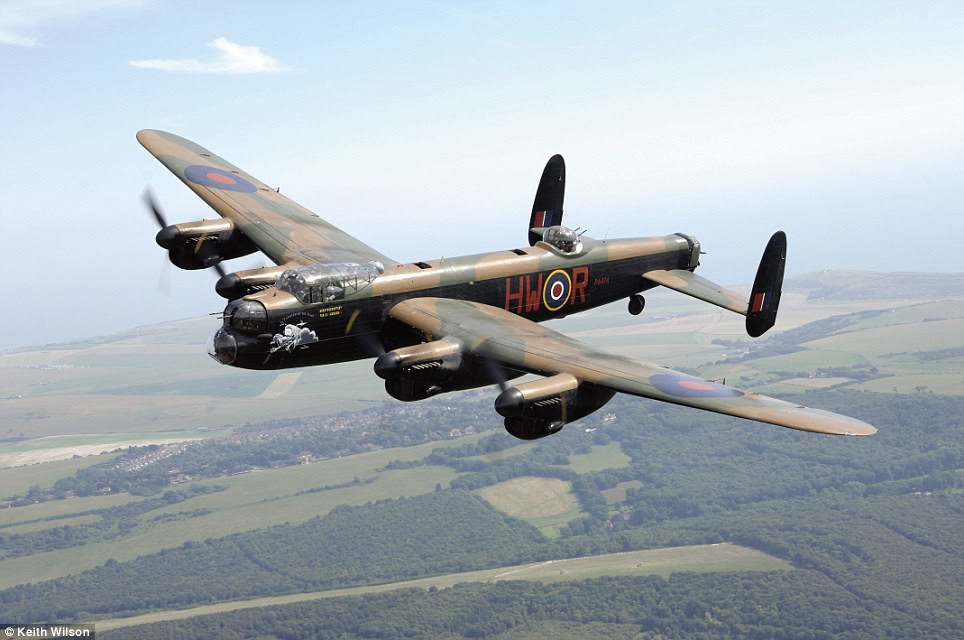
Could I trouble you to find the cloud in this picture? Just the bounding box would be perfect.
[130,37,288,74]
[0,0,141,47]
[0,30,39,47]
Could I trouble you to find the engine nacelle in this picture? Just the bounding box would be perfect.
[495,373,616,440]
[216,265,291,300]
[375,340,462,382]
[157,219,258,270]
[375,341,521,402]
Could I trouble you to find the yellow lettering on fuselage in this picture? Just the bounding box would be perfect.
[318,305,343,318]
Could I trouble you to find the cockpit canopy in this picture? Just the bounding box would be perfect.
[276,261,384,304]
[542,225,580,254]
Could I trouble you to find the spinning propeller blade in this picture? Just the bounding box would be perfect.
[142,186,228,279]
[142,187,167,228]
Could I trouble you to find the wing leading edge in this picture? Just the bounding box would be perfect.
[389,297,876,436]
[137,129,394,267]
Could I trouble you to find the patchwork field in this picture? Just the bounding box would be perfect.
[0,436,471,589]
[0,431,650,589]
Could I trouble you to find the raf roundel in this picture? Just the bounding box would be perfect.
[650,374,744,399]
[543,270,572,311]
[184,165,257,193]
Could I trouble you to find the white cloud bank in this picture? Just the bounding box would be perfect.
[130,37,288,74]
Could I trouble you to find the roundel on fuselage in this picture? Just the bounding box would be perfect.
[543,270,572,311]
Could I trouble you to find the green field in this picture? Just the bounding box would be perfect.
[93,543,788,632]
[0,454,117,497]
[0,493,139,528]
[0,435,475,589]
[566,442,631,473]
[478,476,585,538]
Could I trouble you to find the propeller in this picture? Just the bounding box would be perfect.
[480,353,508,393]
[156,254,172,296]
[142,187,167,228]
[356,328,387,358]
[198,236,228,279]
[142,187,227,279]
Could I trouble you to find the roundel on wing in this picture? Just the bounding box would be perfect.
[650,374,744,399]
[543,270,572,311]
[184,165,257,193]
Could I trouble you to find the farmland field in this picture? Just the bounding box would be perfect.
[478,477,584,537]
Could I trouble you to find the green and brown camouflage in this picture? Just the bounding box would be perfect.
[139,130,875,439]
[137,129,394,268]
[388,297,875,437]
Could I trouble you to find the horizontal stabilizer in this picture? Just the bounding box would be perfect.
[644,231,787,338]
[746,231,787,338]
[529,154,565,246]
[642,269,747,315]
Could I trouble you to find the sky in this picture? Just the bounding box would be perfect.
[1,1,962,350]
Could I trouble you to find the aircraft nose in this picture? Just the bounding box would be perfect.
[207,327,238,365]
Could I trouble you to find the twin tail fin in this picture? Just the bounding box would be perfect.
[528,154,566,246]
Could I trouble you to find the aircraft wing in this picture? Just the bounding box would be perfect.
[137,129,394,267]
[389,297,877,436]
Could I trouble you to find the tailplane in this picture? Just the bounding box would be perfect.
[528,154,565,246]
[641,230,787,338]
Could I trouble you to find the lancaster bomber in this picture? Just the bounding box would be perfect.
[139,130,876,439]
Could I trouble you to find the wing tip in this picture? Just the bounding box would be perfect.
[136,129,166,150]
[844,423,877,436]
[801,416,877,436]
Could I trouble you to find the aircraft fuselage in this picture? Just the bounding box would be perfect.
[209,233,700,370]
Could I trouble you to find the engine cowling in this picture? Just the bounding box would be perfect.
[216,265,291,300]
[156,219,258,270]
[374,341,521,402]
[495,373,616,440]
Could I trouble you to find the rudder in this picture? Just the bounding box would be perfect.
[746,231,787,337]
[529,154,565,246]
